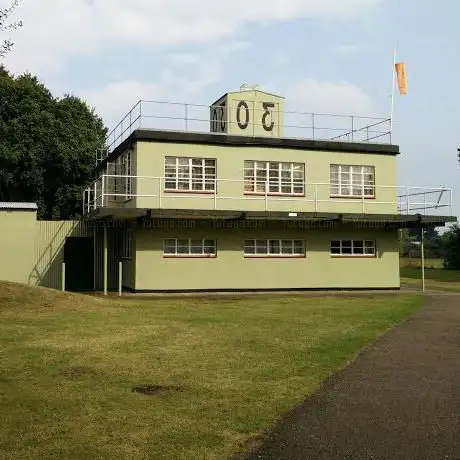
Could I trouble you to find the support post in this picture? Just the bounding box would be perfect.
[390,46,397,140]
[103,225,108,296]
[93,227,97,291]
[118,261,123,297]
[61,262,66,292]
[265,180,269,212]
[421,227,425,293]
[314,184,318,213]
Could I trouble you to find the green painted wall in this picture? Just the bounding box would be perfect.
[210,89,284,137]
[30,221,92,289]
[131,141,398,214]
[134,221,400,291]
[0,210,37,284]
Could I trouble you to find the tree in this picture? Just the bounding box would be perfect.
[0,0,22,58]
[0,67,107,219]
[440,224,460,270]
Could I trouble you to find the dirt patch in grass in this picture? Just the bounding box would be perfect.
[132,384,184,395]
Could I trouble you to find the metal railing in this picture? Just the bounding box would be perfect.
[83,175,453,217]
[100,100,392,159]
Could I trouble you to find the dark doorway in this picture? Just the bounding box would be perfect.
[64,237,94,292]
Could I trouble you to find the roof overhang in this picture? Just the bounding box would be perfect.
[97,128,399,172]
[83,208,457,228]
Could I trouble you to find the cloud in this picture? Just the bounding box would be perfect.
[282,79,382,140]
[83,81,163,126]
[4,0,381,74]
[81,40,251,129]
[285,78,375,115]
[332,45,360,57]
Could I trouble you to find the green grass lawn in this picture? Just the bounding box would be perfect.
[0,282,423,460]
[401,267,460,292]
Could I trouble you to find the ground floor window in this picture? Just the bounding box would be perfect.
[244,239,305,257]
[163,238,216,257]
[331,240,376,257]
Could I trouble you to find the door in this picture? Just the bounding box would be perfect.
[64,237,94,292]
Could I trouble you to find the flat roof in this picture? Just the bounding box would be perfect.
[0,202,38,211]
[83,208,456,228]
[99,128,400,171]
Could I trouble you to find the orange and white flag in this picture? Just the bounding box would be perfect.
[395,62,407,95]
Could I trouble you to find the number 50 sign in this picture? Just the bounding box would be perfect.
[210,90,284,137]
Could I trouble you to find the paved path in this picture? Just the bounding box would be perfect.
[244,295,460,460]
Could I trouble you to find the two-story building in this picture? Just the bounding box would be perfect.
[82,86,455,293]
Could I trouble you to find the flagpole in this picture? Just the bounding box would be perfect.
[390,45,397,138]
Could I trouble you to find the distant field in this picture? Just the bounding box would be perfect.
[400,260,460,292]
[0,282,423,460]
[400,267,460,282]
[399,257,444,269]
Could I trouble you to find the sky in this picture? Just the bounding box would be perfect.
[2,0,459,219]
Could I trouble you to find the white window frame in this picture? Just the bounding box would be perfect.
[244,239,305,258]
[163,238,217,257]
[244,161,305,195]
[112,150,132,200]
[330,164,375,198]
[164,157,216,193]
[330,240,376,257]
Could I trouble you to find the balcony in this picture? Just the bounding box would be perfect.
[83,175,453,218]
[97,100,393,162]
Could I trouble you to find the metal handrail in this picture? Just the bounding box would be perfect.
[97,99,393,162]
[82,175,453,217]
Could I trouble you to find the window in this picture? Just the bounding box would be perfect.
[330,165,375,197]
[112,150,132,200]
[163,238,216,257]
[164,157,216,192]
[244,239,305,257]
[244,161,305,195]
[331,240,376,257]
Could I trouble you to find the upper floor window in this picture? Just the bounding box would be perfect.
[109,150,132,200]
[330,164,375,198]
[244,161,305,195]
[164,157,216,192]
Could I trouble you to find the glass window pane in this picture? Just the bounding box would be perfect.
[205,159,215,167]
[255,240,268,254]
[205,181,215,191]
[364,187,374,196]
[341,241,352,254]
[244,243,255,255]
[255,182,266,193]
[178,180,190,190]
[294,185,304,194]
[281,185,291,194]
[269,240,281,254]
[244,180,255,192]
[165,157,176,166]
[269,183,279,193]
[178,158,189,166]
[190,245,203,254]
